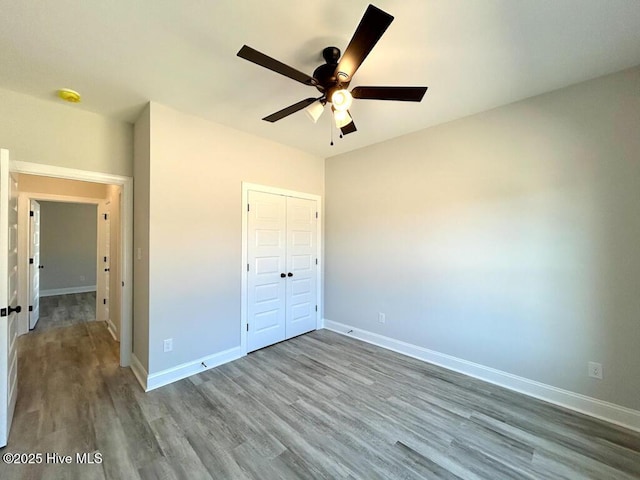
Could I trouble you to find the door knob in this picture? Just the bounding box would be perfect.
[280,273,286,278]
[105,268,110,272]
[287,272,293,277]
[8,305,21,315]
[38,265,44,269]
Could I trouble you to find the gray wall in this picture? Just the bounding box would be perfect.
[133,104,151,371]
[40,202,98,292]
[134,102,325,375]
[0,86,132,175]
[325,66,640,411]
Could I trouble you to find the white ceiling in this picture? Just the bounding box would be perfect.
[1,1,639,159]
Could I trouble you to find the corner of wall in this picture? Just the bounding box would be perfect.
[132,103,151,372]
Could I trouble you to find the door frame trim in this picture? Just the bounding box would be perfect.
[241,182,322,355]
[10,161,133,367]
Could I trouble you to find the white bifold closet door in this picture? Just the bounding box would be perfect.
[247,191,318,353]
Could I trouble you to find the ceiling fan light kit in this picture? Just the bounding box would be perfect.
[305,100,325,123]
[333,108,353,129]
[331,89,353,111]
[237,4,428,138]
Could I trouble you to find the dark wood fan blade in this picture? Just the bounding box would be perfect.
[237,45,316,86]
[335,5,394,83]
[262,98,321,123]
[340,115,357,135]
[351,86,428,102]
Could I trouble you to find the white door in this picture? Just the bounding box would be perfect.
[29,200,41,330]
[285,197,318,338]
[246,191,318,352]
[247,191,287,352]
[102,211,110,322]
[0,149,19,447]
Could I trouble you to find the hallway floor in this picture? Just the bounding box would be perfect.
[34,292,97,332]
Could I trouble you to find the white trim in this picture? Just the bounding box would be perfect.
[10,160,133,367]
[130,353,148,391]
[240,182,323,355]
[12,161,128,186]
[145,347,244,392]
[323,319,640,433]
[106,319,118,341]
[40,286,97,297]
[18,192,104,205]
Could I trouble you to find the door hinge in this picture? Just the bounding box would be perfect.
[247,203,250,212]
[103,299,107,305]
[247,263,250,272]
[315,258,318,265]
[122,281,125,287]
[29,305,33,312]
[0,308,6,317]
[29,258,34,264]
[103,213,108,220]
[29,210,34,217]
[316,211,318,219]
[246,324,249,332]
[315,305,318,312]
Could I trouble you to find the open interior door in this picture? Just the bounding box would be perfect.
[29,200,40,330]
[0,148,19,447]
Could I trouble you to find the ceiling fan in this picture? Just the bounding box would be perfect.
[237,4,428,136]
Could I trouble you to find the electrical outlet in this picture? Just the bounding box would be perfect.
[163,338,173,353]
[588,361,603,379]
[378,312,386,324]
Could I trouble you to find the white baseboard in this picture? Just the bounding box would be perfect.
[130,353,149,391]
[144,346,245,392]
[106,319,118,342]
[40,285,97,297]
[323,319,640,433]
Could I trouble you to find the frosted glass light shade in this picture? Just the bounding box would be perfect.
[334,109,352,129]
[331,89,352,111]
[305,101,325,123]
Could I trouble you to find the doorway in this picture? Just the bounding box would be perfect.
[26,200,100,332]
[11,160,133,367]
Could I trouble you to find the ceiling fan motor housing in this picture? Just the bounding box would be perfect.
[314,46,349,101]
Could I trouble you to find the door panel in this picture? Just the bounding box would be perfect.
[29,200,40,329]
[285,196,317,339]
[103,211,110,321]
[247,191,286,352]
[246,191,318,351]
[0,149,19,447]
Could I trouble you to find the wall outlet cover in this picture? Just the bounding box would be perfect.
[588,361,603,379]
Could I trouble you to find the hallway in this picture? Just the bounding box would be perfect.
[34,292,97,333]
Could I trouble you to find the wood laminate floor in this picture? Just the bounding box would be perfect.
[1,323,639,479]
[34,292,97,332]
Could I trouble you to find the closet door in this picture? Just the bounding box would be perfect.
[285,196,317,338]
[247,191,287,352]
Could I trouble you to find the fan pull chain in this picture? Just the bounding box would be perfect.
[330,113,334,146]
